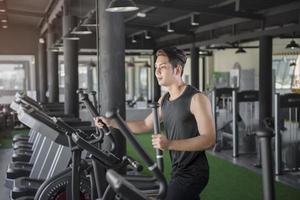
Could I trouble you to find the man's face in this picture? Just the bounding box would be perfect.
[155,55,177,86]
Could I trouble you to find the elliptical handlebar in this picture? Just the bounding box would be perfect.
[149,102,164,172]
[15,92,45,111]
[105,110,167,200]
[106,169,150,200]
[89,90,98,111]
[78,91,99,118]
[78,90,115,152]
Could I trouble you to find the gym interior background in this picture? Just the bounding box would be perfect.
[0,0,300,199]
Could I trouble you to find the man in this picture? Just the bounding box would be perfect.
[95,47,215,200]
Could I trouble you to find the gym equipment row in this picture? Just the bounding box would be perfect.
[212,88,300,178]
[274,93,300,175]
[212,88,259,158]
[5,90,167,200]
[77,90,166,199]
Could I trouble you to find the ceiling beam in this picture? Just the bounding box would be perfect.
[7,9,43,18]
[125,39,156,50]
[174,24,300,49]
[39,0,63,35]
[156,1,300,44]
[126,23,194,36]
[135,0,264,20]
[126,12,197,40]
[156,18,248,43]
[209,0,237,8]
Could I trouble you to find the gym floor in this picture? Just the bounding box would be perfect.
[210,149,300,190]
[1,146,300,199]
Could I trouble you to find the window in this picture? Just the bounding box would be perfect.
[273,55,299,89]
[0,63,25,90]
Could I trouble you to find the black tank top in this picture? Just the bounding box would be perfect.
[161,85,209,178]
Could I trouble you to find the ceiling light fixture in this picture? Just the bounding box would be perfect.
[167,23,175,33]
[0,0,6,13]
[49,47,60,52]
[71,26,92,35]
[144,31,151,39]
[106,0,139,12]
[235,47,246,54]
[286,39,300,49]
[289,61,296,67]
[39,38,45,44]
[136,12,146,18]
[82,16,97,27]
[191,14,199,26]
[64,32,80,40]
[131,35,137,43]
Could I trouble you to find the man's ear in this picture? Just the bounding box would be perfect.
[175,65,183,75]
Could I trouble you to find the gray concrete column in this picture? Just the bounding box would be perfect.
[47,24,59,103]
[87,65,94,92]
[35,54,40,101]
[259,36,273,126]
[24,62,30,91]
[258,36,275,200]
[38,39,47,103]
[206,56,214,89]
[135,66,141,98]
[128,67,135,100]
[191,46,199,89]
[98,0,126,172]
[29,57,37,92]
[99,2,125,117]
[63,13,79,117]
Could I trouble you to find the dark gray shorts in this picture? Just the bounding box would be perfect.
[165,175,209,200]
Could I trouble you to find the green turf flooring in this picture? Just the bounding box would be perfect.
[0,128,30,148]
[127,133,300,200]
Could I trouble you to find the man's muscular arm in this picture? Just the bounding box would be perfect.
[96,96,164,134]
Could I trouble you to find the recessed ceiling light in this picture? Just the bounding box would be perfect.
[39,38,45,44]
[136,12,146,18]
[131,35,137,43]
[167,23,175,33]
[145,31,151,39]
[191,15,199,26]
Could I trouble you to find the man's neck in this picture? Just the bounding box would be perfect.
[167,81,187,100]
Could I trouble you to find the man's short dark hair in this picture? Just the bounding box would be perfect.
[156,47,187,75]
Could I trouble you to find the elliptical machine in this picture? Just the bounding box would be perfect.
[35,90,150,200]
